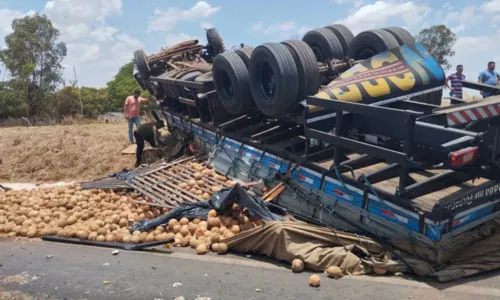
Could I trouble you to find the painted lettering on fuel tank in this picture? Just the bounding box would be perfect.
[388,72,416,91]
[399,44,445,84]
[329,84,362,102]
[369,51,398,68]
[360,78,391,98]
[335,63,370,82]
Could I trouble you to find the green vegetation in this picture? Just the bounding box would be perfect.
[0,13,146,124]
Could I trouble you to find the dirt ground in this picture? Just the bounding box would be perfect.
[0,123,136,183]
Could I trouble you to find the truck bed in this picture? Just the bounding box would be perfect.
[318,155,489,214]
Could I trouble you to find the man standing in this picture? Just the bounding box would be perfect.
[445,64,465,99]
[125,89,149,143]
[478,61,500,98]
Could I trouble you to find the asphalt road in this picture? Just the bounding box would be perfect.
[1,238,500,300]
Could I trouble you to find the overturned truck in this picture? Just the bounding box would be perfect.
[133,25,500,269]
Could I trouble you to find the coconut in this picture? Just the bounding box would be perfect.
[195,228,205,237]
[196,180,205,187]
[210,233,220,243]
[218,243,228,254]
[179,183,188,189]
[188,223,198,234]
[326,266,342,278]
[201,193,211,200]
[211,243,221,252]
[193,218,201,224]
[292,259,305,273]
[210,227,220,234]
[196,243,208,255]
[199,221,208,228]
[193,172,203,180]
[155,232,169,241]
[223,217,233,227]
[88,232,98,241]
[180,225,190,237]
[145,233,156,242]
[373,267,387,275]
[189,237,200,248]
[308,274,321,287]
[195,190,203,196]
[27,229,38,238]
[105,234,115,242]
[97,235,106,242]
[119,218,128,227]
[230,225,241,234]
[188,179,197,187]
[223,231,235,239]
[168,219,178,230]
[169,223,181,233]
[77,230,89,240]
[180,236,190,247]
[179,217,189,226]
[129,235,140,244]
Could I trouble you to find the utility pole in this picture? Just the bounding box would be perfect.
[73,65,83,116]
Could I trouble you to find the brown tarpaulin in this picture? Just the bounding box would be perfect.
[223,222,404,275]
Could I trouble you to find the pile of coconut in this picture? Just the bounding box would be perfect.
[0,186,163,240]
[156,206,261,255]
[176,162,238,200]
[0,185,257,251]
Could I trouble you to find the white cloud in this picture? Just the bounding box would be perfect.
[481,0,500,12]
[148,1,220,32]
[37,0,145,87]
[335,1,431,34]
[251,21,310,39]
[201,22,213,29]
[165,33,199,47]
[89,26,117,42]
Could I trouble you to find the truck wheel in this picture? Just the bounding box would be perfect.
[249,43,299,117]
[302,28,344,62]
[281,40,320,101]
[213,52,253,115]
[134,49,151,80]
[347,29,400,60]
[176,71,202,98]
[324,24,354,56]
[382,27,415,46]
[206,28,224,56]
[195,72,213,83]
[234,46,254,69]
[164,69,180,99]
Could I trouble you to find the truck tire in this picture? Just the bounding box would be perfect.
[281,40,320,101]
[134,49,151,80]
[347,29,400,60]
[176,71,202,98]
[206,28,224,55]
[302,28,344,62]
[249,43,299,117]
[164,69,180,99]
[213,52,253,115]
[324,24,354,56]
[195,72,213,83]
[234,46,254,69]
[382,27,415,46]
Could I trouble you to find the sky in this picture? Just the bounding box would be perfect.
[0,0,497,89]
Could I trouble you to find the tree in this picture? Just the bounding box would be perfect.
[415,25,456,71]
[0,14,67,119]
[106,60,149,112]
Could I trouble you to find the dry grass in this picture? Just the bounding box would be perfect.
[0,123,136,183]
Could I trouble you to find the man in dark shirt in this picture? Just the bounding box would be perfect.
[445,64,465,99]
[133,120,169,167]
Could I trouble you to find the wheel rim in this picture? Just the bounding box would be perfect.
[311,46,324,62]
[258,61,275,102]
[218,70,233,102]
[357,48,377,60]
